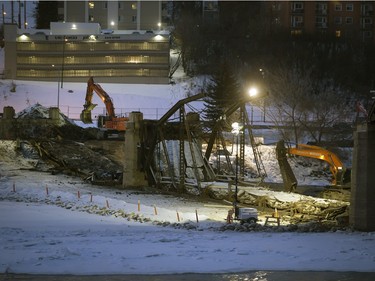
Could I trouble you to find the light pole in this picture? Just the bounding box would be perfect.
[61,36,66,89]
[52,64,60,109]
[231,121,243,218]
[230,86,259,218]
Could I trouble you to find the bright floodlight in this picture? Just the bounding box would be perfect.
[231,122,243,135]
[248,87,258,97]
[232,122,239,130]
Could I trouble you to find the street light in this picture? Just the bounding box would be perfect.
[231,121,243,218]
[248,87,258,97]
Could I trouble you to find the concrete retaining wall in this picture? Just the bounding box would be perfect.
[350,123,375,231]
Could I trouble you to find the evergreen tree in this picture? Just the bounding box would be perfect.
[203,62,241,130]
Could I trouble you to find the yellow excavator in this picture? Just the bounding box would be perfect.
[276,140,350,191]
[80,77,128,132]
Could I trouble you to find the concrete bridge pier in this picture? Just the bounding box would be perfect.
[350,123,375,231]
[122,111,148,188]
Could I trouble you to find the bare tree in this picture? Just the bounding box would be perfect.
[264,62,352,145]
[264,62,313,144]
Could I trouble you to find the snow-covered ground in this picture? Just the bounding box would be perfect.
[1,149,374,275]
[1,48,374,275]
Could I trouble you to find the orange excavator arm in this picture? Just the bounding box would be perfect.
[80,77,116,123]
[287,144,345,185]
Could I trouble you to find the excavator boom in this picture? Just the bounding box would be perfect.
[287,144,345,186]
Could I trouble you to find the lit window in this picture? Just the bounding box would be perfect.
[291,29,302,36]
[89,2,94,9]
[336,30,341,37]
[335,4,342,11]
[346,4,353,12]
[131,3,137,10]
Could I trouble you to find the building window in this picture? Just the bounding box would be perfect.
[346,3,353,12]
[316,3,327,14]
[103,2,108,9]
[334,17,342,25]
[336,30,341,37]
[203,1,219,11]
[118,2,123,9]
[291,29,302,35]
[88,2,94,9]
[292,2,304,12]
[363,18,373,25]
[362,4,374,16]
[335,4,342,11]
[118,15,124,22]
[272,2,281,11]
[292,16,304,27]
[346,17,353,24]
[89,15,94,22]
[132,15,137,23]
[316,16,327,28]
[272,17,281,25]
[363,31,373,38]
[131,3,137,10]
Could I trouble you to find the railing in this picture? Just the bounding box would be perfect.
[58,105,355,127]
[59,105,273,125]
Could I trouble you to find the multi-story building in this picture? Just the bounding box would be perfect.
[2,1,172,84]
[3,22,170,84]
[58,0,171,31]
[266,1,375,44]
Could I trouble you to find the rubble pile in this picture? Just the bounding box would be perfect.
[205,184,349,224]
[4,104,122,184]
[30,140,123,184]
[15,104,99,141]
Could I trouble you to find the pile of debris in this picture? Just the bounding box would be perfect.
[30,140,123,184]
[205,183,349,225]
[2,104,123,185]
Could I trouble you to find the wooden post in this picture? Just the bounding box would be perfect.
[153,205,158,215]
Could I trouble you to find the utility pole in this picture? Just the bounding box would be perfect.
[23,1,27,28]
[18,0,21,28]
[11,0,14,24]
[2,3,5,24]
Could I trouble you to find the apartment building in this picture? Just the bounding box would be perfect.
[266,1,375,43]
[58,0,171,31]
